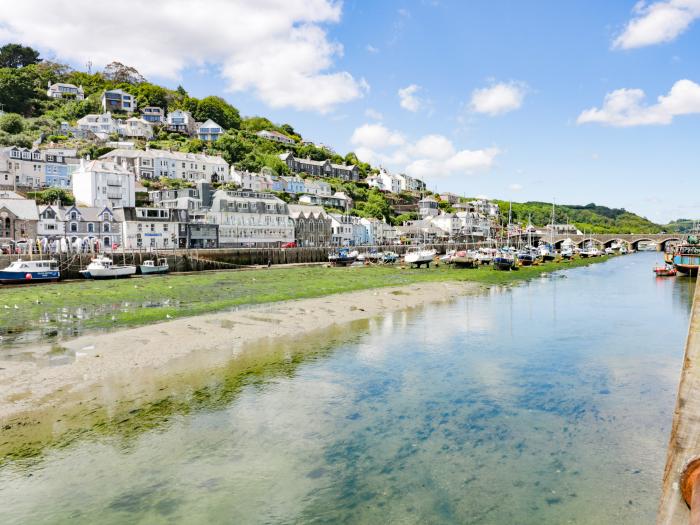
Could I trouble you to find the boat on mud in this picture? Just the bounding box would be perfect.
[0,259,60,284]
[139,258,169,275]
[493,250,516,271]
[328,248,358,267]
[80,257,136,279]
[404,247,437,268]
[451,250,479,268]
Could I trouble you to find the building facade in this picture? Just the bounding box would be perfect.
[0,146,79,188]
[166,110,196,135]
[288,204,332,247]
[101,89,136,113]
[101,148,229,183]
[230,170,272,192]
[141,106,165,124]
[279,152,360,181]
[257,130,295,144]
[196,119,224,141]
[206,190,294,247]
[0,193,38,242]
[116,207,188,250]
[72,159,135,209]
[47,82,84,100]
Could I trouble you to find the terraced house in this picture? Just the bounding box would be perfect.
[100,148,229,183]
[59,205,121,248]
[0,146,79,188]
[279,152,360,181]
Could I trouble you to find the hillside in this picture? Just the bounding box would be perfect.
[491,200,666,234]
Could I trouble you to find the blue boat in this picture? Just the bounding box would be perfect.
[672,235,700,276]
[0,259,60,284]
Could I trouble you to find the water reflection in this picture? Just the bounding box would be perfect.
[0,253,694,525]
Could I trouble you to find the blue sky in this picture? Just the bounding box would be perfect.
[1,0,699,222]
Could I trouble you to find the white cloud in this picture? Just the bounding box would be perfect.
[470,81,527,115]
[577,79,700,126]
[364,108,384,120]
[350,123,499,179]
[508,183,523,192]
[0,0,367,113]
[366,44,379,54]
[398,84,423,112]
[613,0,700,49]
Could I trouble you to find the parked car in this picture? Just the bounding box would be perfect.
[281,242,297,248]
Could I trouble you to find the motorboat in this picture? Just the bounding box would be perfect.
[476,248,495,265]
[517,247,537,266]
[493,250,516,271]
[139,258,169,275]
[80,257,136,279]
[561,246,574,259]
[672,235,700,276]
[653,265,677,277]
[382,251,399,264]
[328,248,358,267]
[404,247,437,268]
[537,242,556,262]
[0,259,59,284]
[440,249,456,263]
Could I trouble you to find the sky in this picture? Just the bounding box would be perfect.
[1,0,699,222]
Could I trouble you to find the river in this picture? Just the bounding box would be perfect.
[0,252,695,524]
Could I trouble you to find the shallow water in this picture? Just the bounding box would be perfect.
[0,253,694,524]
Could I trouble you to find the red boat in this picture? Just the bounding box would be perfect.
[654,266,677,277]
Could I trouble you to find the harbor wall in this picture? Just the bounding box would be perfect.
[658,278,700,524]
[0,243,466,279]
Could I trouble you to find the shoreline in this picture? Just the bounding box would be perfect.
[0,280,481,457]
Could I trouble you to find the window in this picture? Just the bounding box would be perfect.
[70,222,77,232]
[87,223,94,233]
[103,223,110,232]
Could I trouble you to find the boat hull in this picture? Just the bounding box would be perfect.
[139,265,169,275]
[451,256,478,268]
[673,254,700,276]
[493,257,515,271]
[0,270,60,284]
[81,266,136,279]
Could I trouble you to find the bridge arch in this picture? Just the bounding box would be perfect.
[576,238,603,248]
[630,238,657,251]
[603,238,631,249]
[658,237,682,252]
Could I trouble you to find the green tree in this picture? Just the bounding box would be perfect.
[133,83,170,109]
[0,44,41,68]
[241,116,277,133]
[103,61,145,84]
[32,188,75,205]
[215,132,253,164]
[194,96,241,130]
[0,113,25,134]
[0,68,36,114]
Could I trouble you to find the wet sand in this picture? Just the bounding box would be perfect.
[0,281,480,426]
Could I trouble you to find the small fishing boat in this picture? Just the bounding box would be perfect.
[404,247,437,268]
[653,265,677,277]
[538,243,556,262]
[493,251,516,271]
[517,248,537,266]
[476,248,495,265]
[0,259,60,284]
[139,258,169,275]
[440,249,456,263]
[451,250,479,268]
[80,257,136,279]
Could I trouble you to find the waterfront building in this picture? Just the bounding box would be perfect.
[430,213,462,239]
[37,205,66,238]
[186,222,219,249]
[115,207,188,250]
[205,190,294,247]
[100,148,229,183]
[279,152,360,181]
[257,130,295,144]
[196,119,224,142]
[395,220,443,243]
[298,191,353,211]
[46,82,84,100]
[59,205,121,247]
[149,187,203,211]
[166,109,197,135]
[141,106,165,124]
[455,211,491,240]
[360,217,398,245]
[72,159,135,209]
[288,204,332,247]
[101,89,136,113]
[0,192,38,242]
[0,146,79,188]
[329,214,368,246]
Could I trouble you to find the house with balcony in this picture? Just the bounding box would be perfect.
[230,169,272,192]
[196,119,224,142]
[166,109,196,135]
[115,207,188,250]
[46,82,84,100]
[72,159,135,209]
[76,113,120,140]
[119,117,154,140]
[101,89,136,113]
[141,106,165,124]
[303,179,332,196]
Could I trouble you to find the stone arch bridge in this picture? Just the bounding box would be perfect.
[540,234,683,251]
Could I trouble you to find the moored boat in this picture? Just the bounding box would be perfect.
[451,250,479,268]
[493,249,516,271]
[80,257,136,279]
[139,258,169,275]
[328,248,358,267]
[672,235,700,276]
[0,259,60,284]
[653,265,677,277]
[382,251,399,264]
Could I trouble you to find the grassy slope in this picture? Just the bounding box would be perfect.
[0,257,608,345]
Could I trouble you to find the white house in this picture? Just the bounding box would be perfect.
[72,159,135,209]
[360,217,398,245]
[205,190,294,247]
[419,196,439,218]
[395,173,425,192]
[166,109,197,135]
[257,130,295,144]
[101,89,136,113]
[367,168,402,194]
[47,82,84,100]
[77,112,120,139]
[329,214,367,246]
[298,191,352,211]
[119,117,154,140]
[303,179,332,196]
[230,169,272,192]
[196,119,224,141]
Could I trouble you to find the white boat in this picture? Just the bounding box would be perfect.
[440,249,456,262]
[404,247,437,268]
[0,259,60,284]
[80,257,136,279]
[139,258,169,275]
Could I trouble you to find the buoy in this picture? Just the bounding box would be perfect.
[25,273,32,280]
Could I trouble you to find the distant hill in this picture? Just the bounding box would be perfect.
[664,219,699,233]
[490,200,666,234]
